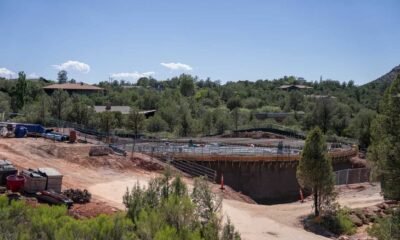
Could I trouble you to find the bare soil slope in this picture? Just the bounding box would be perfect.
[0,138,383,240]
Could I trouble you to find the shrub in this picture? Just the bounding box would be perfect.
[146,115,168,132]
[0,196,136,240]
[123,172,241,240]
[322,208,355,235]
[368,209,400,240]
[0,172,241,240]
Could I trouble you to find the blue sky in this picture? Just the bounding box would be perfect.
[0,0,399,84]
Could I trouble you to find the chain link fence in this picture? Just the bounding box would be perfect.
[335,168,370,185]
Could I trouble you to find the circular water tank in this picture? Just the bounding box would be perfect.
[6,175,25,192]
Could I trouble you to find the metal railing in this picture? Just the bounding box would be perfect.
[169,159,216,182]
[131,144,301,157]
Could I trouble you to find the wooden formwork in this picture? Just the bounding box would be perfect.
[151,148,357,163]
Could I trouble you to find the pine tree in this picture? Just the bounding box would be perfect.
[369,75,400,200]
[297,127,335,216]
[57,70,68,84]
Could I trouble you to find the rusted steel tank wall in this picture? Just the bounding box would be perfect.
[198,161,353,204]
[151,148,358,204]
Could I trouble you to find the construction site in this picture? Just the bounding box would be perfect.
[0,122,381,239]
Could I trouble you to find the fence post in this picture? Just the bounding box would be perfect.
[346,169,350,185]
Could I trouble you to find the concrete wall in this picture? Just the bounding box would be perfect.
[197,161,352,204]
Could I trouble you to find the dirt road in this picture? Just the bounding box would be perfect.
[0,138,383,240]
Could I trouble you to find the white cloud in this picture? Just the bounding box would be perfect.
[53,60,91,73]
[27,73,39,79]
[110,71,155,80]
[0,68,17,79]
[160,62,193,71]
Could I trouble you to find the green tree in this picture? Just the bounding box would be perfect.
[312,98,335,134]
[51,89,69,120]
[122,171,242,240]
[191,177,221,223]
[202,110,214,135]
[38,93,50,124]
[226,97,241,111]
[126,107,145,135]
[146,115,168,133]
[285,91,304,113]
[98,111,116,140]
[179,112,192,137]
[137,77,149,87]
[0,92,11,118]
[346,109,375,149]
[57,70,68,84]
[126,107,145,157]
[297,127,335,216]
[67,95,92,124]
[368,75,400,200]
[331,103,351,136]
[179,74,195,97]
[214,108,231,135]
[15,71,27,110]
[231,108,240,131]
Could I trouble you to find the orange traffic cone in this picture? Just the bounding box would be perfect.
[220,174,225,190]
[299,188,304,203]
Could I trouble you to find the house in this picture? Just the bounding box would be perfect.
[43,83,104,95]
[278,84,312,91]
[94,106,156,118]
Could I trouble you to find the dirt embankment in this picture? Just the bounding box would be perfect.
[0,138,164,216]
[0,138,384,240]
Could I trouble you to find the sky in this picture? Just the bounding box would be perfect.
[0,0,399,85]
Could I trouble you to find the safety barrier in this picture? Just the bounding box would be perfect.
[335,168,370,185]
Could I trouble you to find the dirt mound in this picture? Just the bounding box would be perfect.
[215,185,257,204]
[69,201,119,219]
[130,156,164,171]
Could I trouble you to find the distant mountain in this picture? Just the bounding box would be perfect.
[364,64,400,88]
[358,65,400,110]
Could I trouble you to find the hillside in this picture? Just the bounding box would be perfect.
[367,64,400,86]
[358,64,400,110]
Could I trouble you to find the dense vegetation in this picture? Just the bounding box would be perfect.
[366,75,400,240]
[368,75,400,200]
[0,69,387,146]
[0,172,240,240]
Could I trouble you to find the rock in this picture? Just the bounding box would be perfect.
[377,203,389,210]
[63,188,91,204]
[384,199,398,205]
[349,214,363,227]
[354,210,369,225]
[89,146,112,156]
[338,236,349,240]
[362,208,376,223]
[376,211,386,218]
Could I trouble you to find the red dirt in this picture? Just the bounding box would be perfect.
[69,201,120,218]
[213,185,257,204]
